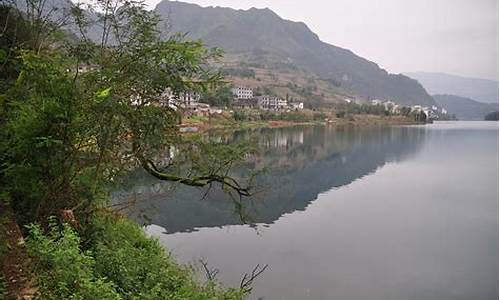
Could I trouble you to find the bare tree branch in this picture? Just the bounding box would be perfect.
[199,259,219,281]
[240,264,268,293]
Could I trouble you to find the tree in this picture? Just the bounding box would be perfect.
[200,85,233,107]
[0,0,254,224]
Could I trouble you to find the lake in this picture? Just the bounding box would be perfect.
[114,121,498,300]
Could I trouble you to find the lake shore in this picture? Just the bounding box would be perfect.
[180,114,421,133]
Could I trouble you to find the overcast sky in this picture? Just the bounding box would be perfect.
[142,0,499,80]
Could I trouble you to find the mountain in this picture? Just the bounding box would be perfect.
[12,0,435,106]
[405,72,499,104]
[154,1,435,106]
[433,94,498,121]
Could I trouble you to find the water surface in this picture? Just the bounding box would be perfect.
[116,121,498,300]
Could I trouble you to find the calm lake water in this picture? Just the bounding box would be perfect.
[114,121,498,300]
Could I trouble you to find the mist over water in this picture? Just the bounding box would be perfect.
[115,121,498,300]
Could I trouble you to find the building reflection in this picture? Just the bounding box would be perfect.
[113,125,427,233]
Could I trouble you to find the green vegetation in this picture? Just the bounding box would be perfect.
[232,109,327,123]
[0,0,255,298]
[26,216,244,299]
[200,85,233,107]
[335,103,389,116]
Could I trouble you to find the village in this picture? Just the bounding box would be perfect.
[158,84,450,122]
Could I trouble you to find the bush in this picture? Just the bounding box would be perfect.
[26,216,245,300]
[26,221,121,300]
[278,111,311,122]
[313,112,328,120]
[233,110,250,121]
[90,215,245,300]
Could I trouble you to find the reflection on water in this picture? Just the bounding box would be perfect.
[113,125,427,232]
[114,122,498,300]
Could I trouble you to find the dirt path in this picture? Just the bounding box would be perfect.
[0,205,35,300]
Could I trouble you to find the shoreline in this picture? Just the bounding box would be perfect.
[180,114,423,133]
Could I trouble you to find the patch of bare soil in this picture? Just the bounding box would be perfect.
[0,205,35,300]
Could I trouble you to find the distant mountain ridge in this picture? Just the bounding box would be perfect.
[405,72,499,104]
[433,94,498,121]
[154,0,436,106]
[12,0,436,106]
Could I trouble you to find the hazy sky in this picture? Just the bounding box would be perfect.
[143,0,499,80]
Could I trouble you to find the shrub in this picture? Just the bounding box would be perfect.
[26,221,121,300]
[278,111,311,122]
[26,216,245,300]
[313,112,328,120]
[87,214,245,300]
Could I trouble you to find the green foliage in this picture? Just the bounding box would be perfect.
[0,0,229,224]
[0,2,254,298]
[232,109,325,123]
[335,103,388,116]
[26,216,245,300]
[26,221,121,300]
[310,112,327,121]
[200,85,233,107]
[87,215,245,300]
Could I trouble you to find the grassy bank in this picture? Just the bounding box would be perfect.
[0,208,246,300]
[182,110,421,133]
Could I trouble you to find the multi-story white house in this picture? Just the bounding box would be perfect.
[160,88,200,108]
[232,86,253,99]
[289,102,304,110]
[257,96,288,110]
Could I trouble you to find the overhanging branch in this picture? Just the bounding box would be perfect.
[139,158,252,197]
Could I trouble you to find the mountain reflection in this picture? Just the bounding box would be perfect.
[113,125,427,233]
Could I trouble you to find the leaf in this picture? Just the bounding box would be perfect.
[97,87,112,99]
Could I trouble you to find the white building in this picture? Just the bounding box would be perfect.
[160,88,200,108]
[411,105,422,112]
[383,101,396,110]
[232,86,253,99]
[371,99,383,105]
[257,96,288,110]
[441,108,448,114]
[289,102,304,110]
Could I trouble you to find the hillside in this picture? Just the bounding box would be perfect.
[406,72,499,104]
[13,0,436,106]
[433,94,498,121]
[154,1,436,106]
